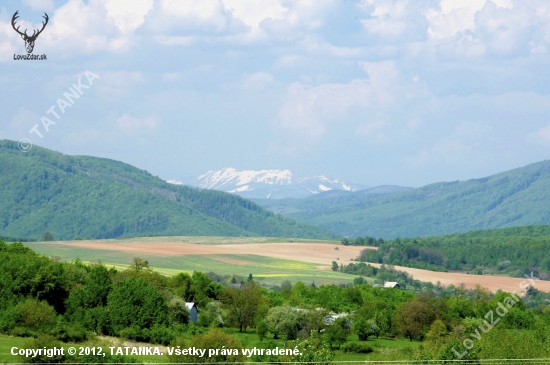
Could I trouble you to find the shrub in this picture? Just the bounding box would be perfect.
[15,298,56,333]
[249,341,281,363]
[83,306,112,335]
[21,335,65,363]
[107,278,169,334]
[168,298,190,325]
[149,324,176,345]
[291,334,334,364]
[352,317,379,340]
[0,306,17,333]
[169,328,244,363]
[41,232,54,242]
[53,317,88,342]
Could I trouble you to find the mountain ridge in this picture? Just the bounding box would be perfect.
[255,159,550,239]
[169,167,368,199]
[0,140,339,240]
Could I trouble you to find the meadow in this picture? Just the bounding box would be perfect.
[23,237,367,287]
[0,331,421,364]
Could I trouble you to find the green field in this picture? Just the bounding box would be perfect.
[0,334,161,364]
[23,238,366,287]
[0,331,421,364]
[0,335,26,364]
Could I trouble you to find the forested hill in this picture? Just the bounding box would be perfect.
[285,159,550,238]
[358,225,550,277]
[0,140,338,240]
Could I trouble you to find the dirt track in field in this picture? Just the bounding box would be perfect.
[49,240,550,292]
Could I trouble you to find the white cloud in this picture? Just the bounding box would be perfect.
[427,0,547,60]
[224,72,274,90]
[96,71,143,98]
[527,124,550,143]
[104,0,153,34]
[159,0,229,32]
[272,61,400,150]
[114,113,161,135]
[10,108,39,128]
[0,108,40,141]
[161,72,183,82]
[405,121,494,167]
[474,1,534,57]
[360,0,410,36]
[259,0,336,31]
[21,0,56,12]
[355,120,386,140]
[275,54,303,68]
[222,0,287,37]
[439,0,486,15]
[144,0,338,45]
[0,0,153,57]
[144,0,238,38]
[0,108,41,139]
[427,2,482,39]
[297,35,366,59]
[66,128,118,145]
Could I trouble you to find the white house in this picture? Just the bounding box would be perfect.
[383,282,400,289]
[185,302,198,323]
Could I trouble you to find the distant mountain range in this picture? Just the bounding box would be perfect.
[251,160,550,239]
[0,140,338,240]
[168,167,368,199]
[252,185,412,215]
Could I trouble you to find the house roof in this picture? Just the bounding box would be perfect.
[185,302,196,310]
[383,282,399,288]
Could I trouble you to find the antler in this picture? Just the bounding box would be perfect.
[32,13,49,38]
[11,10,27,37]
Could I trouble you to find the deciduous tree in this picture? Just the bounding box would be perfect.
[221,281,263,332]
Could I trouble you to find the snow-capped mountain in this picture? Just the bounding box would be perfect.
[168,168,367,199]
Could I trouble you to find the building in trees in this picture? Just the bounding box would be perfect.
[186,302,198,323]
[383,282,400,289]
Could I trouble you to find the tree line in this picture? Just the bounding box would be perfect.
[356,225,550,279]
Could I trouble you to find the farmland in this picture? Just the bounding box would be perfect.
[24,237,550,292]
[23,237,366,287]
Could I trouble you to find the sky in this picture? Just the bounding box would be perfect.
[1,0,550,188]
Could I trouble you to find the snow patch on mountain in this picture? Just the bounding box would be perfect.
[166,179,183,185]
[198,168,293,189]
[168,167,368,199]
[228,185,252,193]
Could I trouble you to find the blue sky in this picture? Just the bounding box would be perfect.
[1,0,550,187]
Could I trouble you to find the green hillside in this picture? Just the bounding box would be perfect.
[0,140,338,240]
[252,185,410,215]
[281,160,550,238]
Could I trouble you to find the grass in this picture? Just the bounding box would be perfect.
[222,329,421,362]
[0,334,168,364]
[0,331,420,364]
[0,335,26,363]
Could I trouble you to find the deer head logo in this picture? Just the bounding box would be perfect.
[12,11,49,54]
